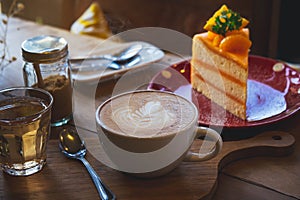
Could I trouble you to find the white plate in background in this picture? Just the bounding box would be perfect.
[71,41,164,83]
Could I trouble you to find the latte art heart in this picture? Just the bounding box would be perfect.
[113,101,176,137]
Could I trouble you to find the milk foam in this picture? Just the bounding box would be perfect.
[112,101,176,137]
[99,91,196,138]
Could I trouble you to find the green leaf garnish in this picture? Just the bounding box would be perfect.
[212,9,243,36]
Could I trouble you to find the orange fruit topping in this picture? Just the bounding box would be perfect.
[225,29,249,38]
[207,31,218,41]
[212,34,224,47]
[203,5,249,33]
[219,34,252,55]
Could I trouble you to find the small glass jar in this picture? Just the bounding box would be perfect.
[22,35,72,127]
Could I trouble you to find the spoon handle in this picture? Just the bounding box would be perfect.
[96,177,116,200]
[69,61,118,72]
[69,55,115,63]
[80,157,110,200]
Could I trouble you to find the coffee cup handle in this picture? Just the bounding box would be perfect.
[184,126,223,162]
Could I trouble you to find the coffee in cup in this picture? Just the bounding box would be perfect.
[96,90,222,177]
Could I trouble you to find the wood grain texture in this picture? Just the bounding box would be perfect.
[222,112,300,199]
[1,130,294,200]
[213,173,297,200]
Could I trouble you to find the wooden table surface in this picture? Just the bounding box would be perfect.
[0,17,300,200]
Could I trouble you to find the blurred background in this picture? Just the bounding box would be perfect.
[2,0,298,62]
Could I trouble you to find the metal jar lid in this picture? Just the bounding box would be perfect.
[21,35,68,63]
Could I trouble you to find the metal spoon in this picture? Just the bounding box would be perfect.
[69,43,143,63]
[59,127,116,200]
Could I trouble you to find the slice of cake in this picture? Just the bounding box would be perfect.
[70,2,112,39]
[191,5,252,120]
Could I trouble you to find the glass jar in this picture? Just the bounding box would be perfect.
[22,35,72,127]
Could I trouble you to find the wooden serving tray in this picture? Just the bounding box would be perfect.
[0,131,295,200]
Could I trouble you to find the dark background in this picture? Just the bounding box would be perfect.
[2,0,299,62]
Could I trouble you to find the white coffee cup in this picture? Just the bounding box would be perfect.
[95,90,222,177]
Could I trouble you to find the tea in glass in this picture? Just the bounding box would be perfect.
[0,87,53,176]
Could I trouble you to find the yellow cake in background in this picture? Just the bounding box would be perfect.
[191,5,252,120]
[70,2,112,39]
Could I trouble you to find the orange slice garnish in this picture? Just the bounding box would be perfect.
[225,29,249,38]
[219,34,252,54]
[212,34,224,47]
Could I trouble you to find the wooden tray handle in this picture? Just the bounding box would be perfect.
[218,131,295,170]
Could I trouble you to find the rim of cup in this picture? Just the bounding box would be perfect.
[95,89,199,139]
[0,86,53,123]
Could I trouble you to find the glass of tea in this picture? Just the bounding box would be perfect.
[0,87,53,176]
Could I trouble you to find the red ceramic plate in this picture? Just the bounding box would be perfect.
[148,55,300,129]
